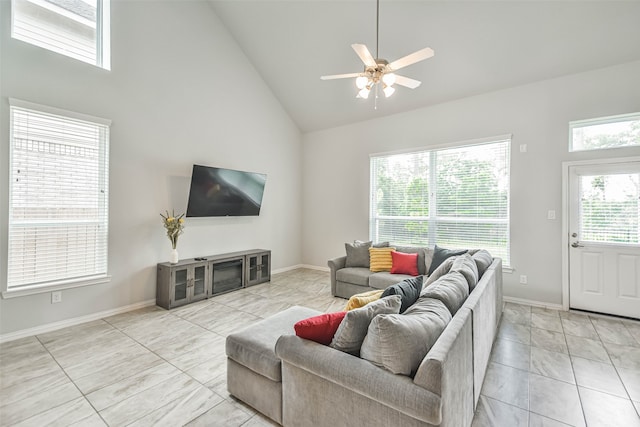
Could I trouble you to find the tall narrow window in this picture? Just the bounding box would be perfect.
[570,113,640,152]
[11,0,111,69]
[370,137,511,266]
[8,100,110,292]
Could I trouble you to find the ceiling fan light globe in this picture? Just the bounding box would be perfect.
[356,76,369,89]
[358,88,370,99]
[383,85,395,98]
[382,73,396,86]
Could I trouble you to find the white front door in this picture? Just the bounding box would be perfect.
[568,161,640,319]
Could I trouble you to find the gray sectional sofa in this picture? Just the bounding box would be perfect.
[227,249,503,427]
[274,254,503,427]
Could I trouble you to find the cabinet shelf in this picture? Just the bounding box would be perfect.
[156,249,271,309]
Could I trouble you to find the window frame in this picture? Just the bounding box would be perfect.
[3,99,111,298]
[569,112,640,152]
[369,135,511,268]
[10,0,111,70]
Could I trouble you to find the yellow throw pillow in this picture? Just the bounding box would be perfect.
[369,247,396,272]
[344,289,385,311]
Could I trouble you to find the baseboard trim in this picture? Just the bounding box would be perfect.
[272,264,328,274]
[0,299,157,344]
[503,296,564,311]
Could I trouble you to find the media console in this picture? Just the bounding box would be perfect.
[156,249,271,309]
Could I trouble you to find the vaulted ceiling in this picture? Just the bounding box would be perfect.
[209,1,640,132]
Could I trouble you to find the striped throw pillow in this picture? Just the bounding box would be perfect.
[369,247,396,272]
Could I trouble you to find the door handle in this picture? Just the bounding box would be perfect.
[571,242,584,248]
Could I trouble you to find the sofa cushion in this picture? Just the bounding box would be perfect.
[345,241,372,268]
[336,267,371,287]
[420,271,469,315]
[427,245,468,275]
[330,295,402,355]
[360,297,452,376]
[367,272,412,289]
[344,289,384,311]
[226,305,321,382]
[381,276,424,313]
[472,250,493,277]
[451,253,480,291]
[424,256,457,287]
[369,247,396,272]
[294,311,347,345]
[390,250,419,276]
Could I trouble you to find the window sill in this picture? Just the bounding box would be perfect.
[2,275,112,299]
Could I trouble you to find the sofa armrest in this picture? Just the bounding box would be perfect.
[327,256,346,296]
[275,335,442,425]
[413,307,474,427]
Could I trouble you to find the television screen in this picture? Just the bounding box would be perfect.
[186,165,266,217]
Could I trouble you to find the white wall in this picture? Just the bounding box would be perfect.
[0,1,302,335]
[301,60,640,306]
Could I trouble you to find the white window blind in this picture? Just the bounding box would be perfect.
[11,0,111,69]
[370,138,511,266]
[579,174,639,244]
[8,100,110,291]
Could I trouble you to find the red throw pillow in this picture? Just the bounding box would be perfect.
[390,251,419,276]
[294,311,347,345]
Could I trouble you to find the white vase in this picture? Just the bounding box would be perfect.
[170,248,179,264]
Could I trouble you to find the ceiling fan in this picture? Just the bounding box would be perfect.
[321,0,434,101]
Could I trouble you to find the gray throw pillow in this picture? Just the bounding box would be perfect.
[424,256,457,287]
[381,276,423,313]
[451,253,480,291]
[330,295,402,356]
[427,245,468,276]
[345,240,372,268]
[472,250,493,277]
[420,271,469,315]
[360,297,452,376]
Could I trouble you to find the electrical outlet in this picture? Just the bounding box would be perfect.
[519,275,528,285]
[519,144,527,153]
[547,210,556,220]
[51,291,62,304]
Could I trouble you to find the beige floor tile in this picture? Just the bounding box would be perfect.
[11,397,98,427]
[528,413,573,426]
[531,328,567,354]
[604,342,640,371]
[618,368,640,402]
[571,356,628,398]
[480,362,529,410]
[185,399,253,427]
[529,374,585,427]
[471,395,528,427]
[490,338,530,371]
[497,320,531,345]
[530,347,574,384]
[565,335,610,363]
[579,387,640,427]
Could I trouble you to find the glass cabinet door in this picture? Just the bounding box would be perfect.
[260,254,269,278]
[193,265,207,299]
[248,256,258,282]
[173,268,189,304]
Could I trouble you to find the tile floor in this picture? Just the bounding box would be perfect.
[0,268,639,426]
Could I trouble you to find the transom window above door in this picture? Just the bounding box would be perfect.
[570,112,640,152]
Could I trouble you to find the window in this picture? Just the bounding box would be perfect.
[579,173,639,245]
[11,0,111,69]
[7,99,110,293]
[570,113,640,152]
[370,137,511,266]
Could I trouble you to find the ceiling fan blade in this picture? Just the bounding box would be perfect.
[352,44,377,67]
[394,75,422,89]
[388,47,434,71]
[320,72,362,80]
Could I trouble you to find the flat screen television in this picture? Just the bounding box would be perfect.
[186,164,266,217]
